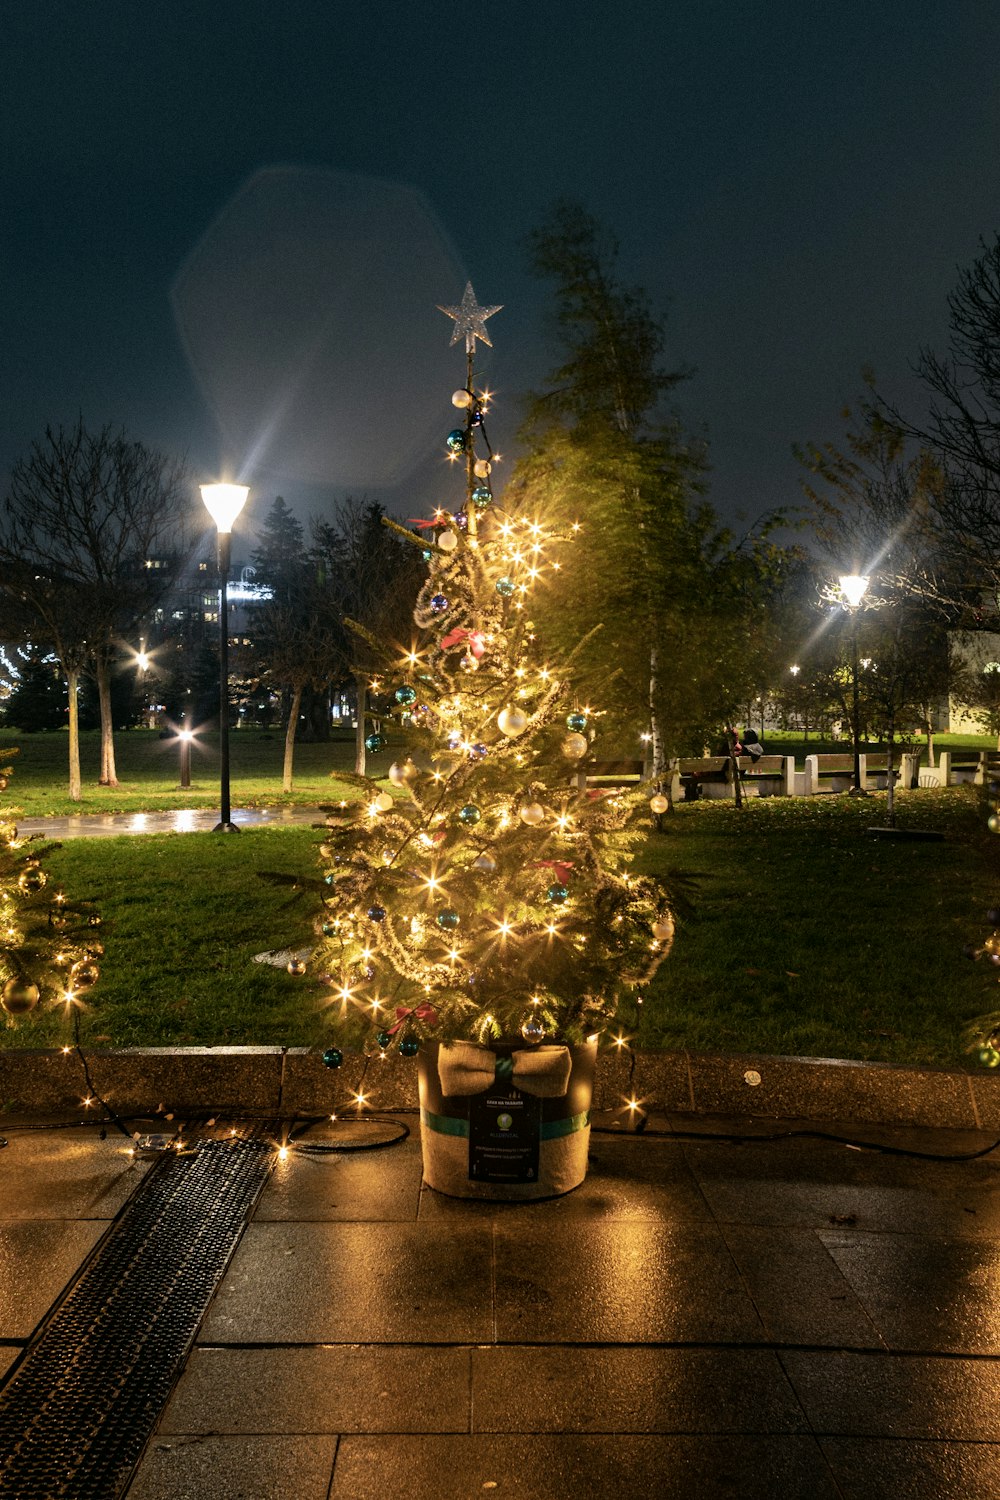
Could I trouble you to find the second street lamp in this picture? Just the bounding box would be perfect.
[838,572,870,796]
[200,483,249,833]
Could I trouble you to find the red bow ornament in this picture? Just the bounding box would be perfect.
[440,627,485,658]
[388,1000,439,1035]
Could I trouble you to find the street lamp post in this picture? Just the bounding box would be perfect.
[200,483,249,833]
[838,573,870,796]
[177,720,193,790]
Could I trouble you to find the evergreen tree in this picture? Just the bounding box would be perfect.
[0,748,101,1027]
[514,203,785,778]
[299,286,680,1056]
[3,649,68,732]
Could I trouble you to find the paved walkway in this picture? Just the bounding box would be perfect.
[18,806,324,839]
[3,1108,1000,1497]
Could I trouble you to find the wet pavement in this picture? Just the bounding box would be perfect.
[2,1108,1000,1497]
[18,806,324,839]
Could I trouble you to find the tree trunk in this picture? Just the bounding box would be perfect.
[354,672,367,776]
[96,658,118,786]
[66,667,81,802]
[885,717,896,828]
[648,643,668,785]
[283,684,303,793]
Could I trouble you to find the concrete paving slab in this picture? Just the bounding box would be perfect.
[819,1436,1000,1499]
[781,1349,1000,1440]
[492,1220,764,1344]
[0,1347,17,1382]
[160,1345,471,1434]
[254,1132,423,1221]
[0,1126,148,1219]
[720,1224,884,1348]
[681,1132,1000,1238]
[471,1346,808,1433]
[819,1228,1000,1354]
[417,1135,714,1224]
[327,1433,842,1500]
[199,1222,495,1344]
[0,1219,106,1339]
[126,1433,336,1500]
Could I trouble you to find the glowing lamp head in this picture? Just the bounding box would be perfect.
[838,573,869,608]
[200,483,250,534]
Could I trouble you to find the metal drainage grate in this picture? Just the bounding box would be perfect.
[0,1132,274,1498]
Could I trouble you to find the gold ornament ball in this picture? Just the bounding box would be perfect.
[388,760,416,786]
[649,793,669,814]
[519,802,546,826]
[498,706,528,737]
[374,792,394,812]
[287,958,308,976]
[562,732,588,759]
[451,389,472,408]
[990,814,1000,834]
[652,914,675,943]
[473,458,492,478]
[1,978,40,1017]
[18,868,47,893]
[437,528,459,553]
[460,653,479,673]
[69,961,100,990]
[984,932,1000,958]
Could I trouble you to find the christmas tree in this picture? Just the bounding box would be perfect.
[0,749,101,1028]
[307,286,677,1061]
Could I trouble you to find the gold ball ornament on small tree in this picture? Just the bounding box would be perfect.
[562,733,588,759]
[1,978,40,1017]
[498,706,528,737]
[374,792,394,812]
[519,802,546,826]
[649,793,669,814]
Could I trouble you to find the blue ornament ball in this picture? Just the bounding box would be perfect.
[322,1047,343,1069]
[365,732,386,753]
[375,1030,392,1049]
[566,712,588,732]
[399,1037,420,1057]
[495,577,515,598]
[458,804,481,826]
[446,429,467,453]
[454,510,469,530]
[436,909,460,930]
[422,548,433,563]
[468,742,488,761]
[546,883,569,904]
[471,406,485,426]
[471,486,492,510]
[367,904,387,923]
[430,593,449,615]
[395,685,417,706]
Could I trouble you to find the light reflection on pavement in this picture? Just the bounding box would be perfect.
[17,807,324,839]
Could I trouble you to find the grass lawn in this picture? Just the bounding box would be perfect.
[3,783,997,1070]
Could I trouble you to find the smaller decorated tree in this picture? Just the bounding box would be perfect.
[0,750,102,1029]
[305,287,679,1062]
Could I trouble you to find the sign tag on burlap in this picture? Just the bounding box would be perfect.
[468,1083,541,1183]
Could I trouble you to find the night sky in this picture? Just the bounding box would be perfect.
[4,3,1000,544]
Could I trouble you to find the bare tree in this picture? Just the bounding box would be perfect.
[0,420,189,794]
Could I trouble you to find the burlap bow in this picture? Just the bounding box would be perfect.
[438,1041,572,1099]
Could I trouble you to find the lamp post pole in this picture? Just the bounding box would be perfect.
[839,574,870,797]
[201,484,249,834]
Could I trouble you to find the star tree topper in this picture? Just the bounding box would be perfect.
[438,281,503,354]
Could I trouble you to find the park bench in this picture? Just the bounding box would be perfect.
[572,758,647,792]
[668,756,733,801]
[804,753,915,794]
[734,754,794,796]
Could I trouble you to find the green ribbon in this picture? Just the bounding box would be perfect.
[420,1107,590,1141]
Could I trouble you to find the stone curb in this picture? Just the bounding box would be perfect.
[0,1046,995,1130]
